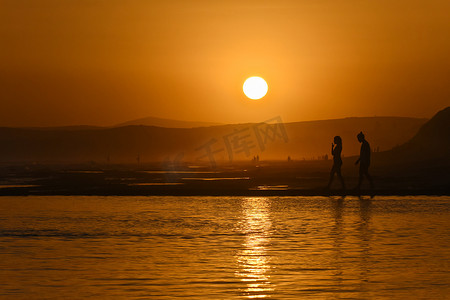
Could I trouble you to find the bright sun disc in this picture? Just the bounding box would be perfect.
[243,76,268,100]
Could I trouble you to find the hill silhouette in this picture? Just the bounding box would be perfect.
[0,111,448,196]
[22,125,103,131]
[115,116,222,128]
[377,107,450,164]
[0,116,426,164]
[399,106,450,158]
[365,107,450,192]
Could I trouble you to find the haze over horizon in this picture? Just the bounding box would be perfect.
[0,114,431,129]
[1,0,450,127]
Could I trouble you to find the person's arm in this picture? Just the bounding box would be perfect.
[331,143,334,155]
[355,157,360,165]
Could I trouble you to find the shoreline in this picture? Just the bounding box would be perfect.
[1,187,449,197]
[1,160,448,197]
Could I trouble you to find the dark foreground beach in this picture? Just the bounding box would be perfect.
[0,159,448,196]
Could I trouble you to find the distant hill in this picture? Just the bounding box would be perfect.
[115,116,222,128]
[0,116,427,164]
[366,107,450,191]
[403,106,450,158]
[379,106,450,163]
[21,125,103,131]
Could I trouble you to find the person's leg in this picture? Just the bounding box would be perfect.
[356,164,365,189]
[365,169,374,189]
[327,165,336,188]
[336,166,346,190]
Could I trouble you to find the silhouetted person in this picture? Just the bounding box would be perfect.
[327,136,346,190]
[355,131,373,190]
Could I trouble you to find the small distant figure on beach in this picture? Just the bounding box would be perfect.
[327,136,346,190]
[355,131,374,190]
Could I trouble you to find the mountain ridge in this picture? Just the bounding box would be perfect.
[114,116,222,128]
[0,116,428,163]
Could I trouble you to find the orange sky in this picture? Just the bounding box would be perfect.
[1,0,449,127]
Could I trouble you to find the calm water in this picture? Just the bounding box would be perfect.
[0,196,449,299]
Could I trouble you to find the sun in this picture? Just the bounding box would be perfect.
[243,76,268,100]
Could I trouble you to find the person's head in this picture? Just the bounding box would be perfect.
[333,136,342,146]
[357,131,365,143]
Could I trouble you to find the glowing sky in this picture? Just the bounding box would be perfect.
[1,0,449,126]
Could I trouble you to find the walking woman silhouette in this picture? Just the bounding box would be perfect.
[327,136,346,190]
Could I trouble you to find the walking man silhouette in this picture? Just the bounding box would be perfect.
[355,131,373,190]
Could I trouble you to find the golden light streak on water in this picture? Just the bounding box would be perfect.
[236,197,274,298]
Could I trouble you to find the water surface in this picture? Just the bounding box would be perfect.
[0,196,449,299]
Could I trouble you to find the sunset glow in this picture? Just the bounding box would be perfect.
[243,77,268,100]
[0,2,449,299]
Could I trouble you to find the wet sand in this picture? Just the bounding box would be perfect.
[0,159,448,196]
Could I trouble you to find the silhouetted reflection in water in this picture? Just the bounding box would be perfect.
[331,197,345,289]
[329,196,374,297]
[358,198,373,296]
[235,197,274,298]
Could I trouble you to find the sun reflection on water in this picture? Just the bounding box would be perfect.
[235,197,274,298]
